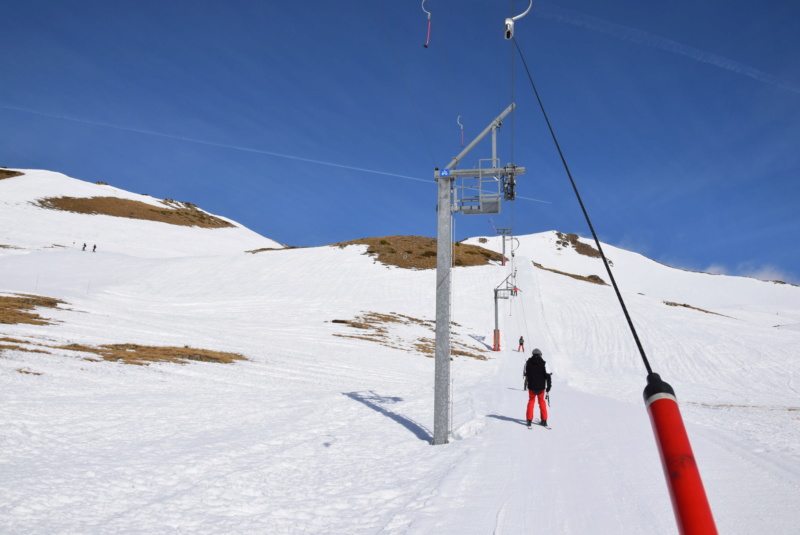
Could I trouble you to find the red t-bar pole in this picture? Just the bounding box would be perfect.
[644,373,718,535]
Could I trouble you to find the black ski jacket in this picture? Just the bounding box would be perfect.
[523,354,551,393]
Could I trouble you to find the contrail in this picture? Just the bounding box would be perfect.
[517,195,551,204]
[0,102,432,183]
[536,5,800,95]
[1,102,553,204]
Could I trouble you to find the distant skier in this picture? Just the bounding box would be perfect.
[524,348,551,427]
[517,336,525,352]
[82,243,86,251]
[92,244,96,252]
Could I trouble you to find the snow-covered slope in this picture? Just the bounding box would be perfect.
[1,171,798,533]
[0,169,283,257]
[465,232,800,401]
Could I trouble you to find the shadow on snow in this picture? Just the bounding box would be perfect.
[469,333,493,350]
[486,413,528,427]
[343,390,432,442]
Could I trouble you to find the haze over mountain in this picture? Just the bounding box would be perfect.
[2,169,798,533]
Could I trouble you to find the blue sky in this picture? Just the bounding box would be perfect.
[2,0,799,283]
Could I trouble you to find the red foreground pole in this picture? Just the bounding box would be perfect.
[644,373,718,535]
[492,329,501,351]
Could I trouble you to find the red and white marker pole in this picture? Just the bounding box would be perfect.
[644,373,718,535]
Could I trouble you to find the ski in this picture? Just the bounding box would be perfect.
[529,419,551,430]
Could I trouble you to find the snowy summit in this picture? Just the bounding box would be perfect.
[1,168,799,533]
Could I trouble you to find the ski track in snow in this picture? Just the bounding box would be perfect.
[2,171,800,533]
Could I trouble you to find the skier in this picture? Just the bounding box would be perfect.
[92,244,96,252]
[523,348,551,427]
[517,336,525,352]
[82,243,86,251]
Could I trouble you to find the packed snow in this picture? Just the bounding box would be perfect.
[1,169,799,533]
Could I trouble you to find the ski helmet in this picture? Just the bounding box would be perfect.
[532,348,542,356]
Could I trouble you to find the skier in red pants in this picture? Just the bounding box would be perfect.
[517,336,525,352]
[523,348,552,427]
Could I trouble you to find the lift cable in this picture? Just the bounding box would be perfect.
[512,38,653,375]
[509,30,515,165]
[516,278,531,347]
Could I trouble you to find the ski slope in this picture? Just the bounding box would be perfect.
[1,170,799,533]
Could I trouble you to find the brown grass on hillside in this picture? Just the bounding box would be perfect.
[764,279,798,287]
[0,337,51,356]
[0,342,50,354]
[0,168,24,180]
[0,294,66,325]
[0,294,245,367]
[17,368,44,375]
[663,301,728,317]
[533,262,607,285]
[333,235,504,270]
[1,337,29,344]
[35,196,235,228]
[332,311,486,360]
[555,231,607,261]
[57,343,246,366]
[245,245,291,254]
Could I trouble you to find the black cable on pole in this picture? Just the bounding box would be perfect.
[512,38,653,376]
[509,1,515,165]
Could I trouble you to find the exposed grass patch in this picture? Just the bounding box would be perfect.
[0,293,67,325]
[663,301,728,317]
[773,322,800,329]
[555,231,608,262]
[413,337,436,357]
[765,279,798,287]
[332,311,485,360]
[245,246,288,254]
[533,262,607,285]
[332,235,503,270]
[56,343,246,366]
[0,337,52,356]
[332,312,431,335]
[0,295,244,367]
[17,368,43,376]
[0,342,51,354]
[0,168,24,180]
[1,337,29,344]
[34,196,235,228]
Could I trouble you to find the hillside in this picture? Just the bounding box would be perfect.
[1,169,799,533]
[0,169,283,257]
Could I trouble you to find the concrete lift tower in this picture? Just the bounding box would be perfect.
[432,103,525,445]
